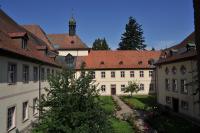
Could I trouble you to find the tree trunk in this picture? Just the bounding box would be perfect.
[193,0,200,104]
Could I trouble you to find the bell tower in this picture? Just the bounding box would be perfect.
[69,16,76,36]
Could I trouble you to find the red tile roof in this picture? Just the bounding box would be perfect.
[47,33,89,50]
[157,32,196,65]
[0,9,59,67]
[75,50,161,70]
[22,25,56,51]
[8,32,27,38]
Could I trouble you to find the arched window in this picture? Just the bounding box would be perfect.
[165,67,169,75]
[180,65,186,75]
[172,66,177,75]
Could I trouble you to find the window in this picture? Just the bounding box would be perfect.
[172,79,178,92]
[166,96,171,104]
[52,69,54,76]
[22,38,27,49]
[180,65,187,75]
[22,65,29,83]
[149,71,153,77]
[140,71,144,77]
[121,71,125,78]
[165,67,169,75]
[149,84,154,91]
[181,101,189,110]
[165,79,170,91]
[101,71,105,78]
[130,71,134,78]
[41,68,45,81]
[8,63,17,84]
[181,79,188,94]
[101,85,106,92]
[92,71,95,79]
[65,54,74,68]
[33,98,38,115]
[47,68,50,78]
[140,84,144,90]
[22,101,29,121]
[33,67,38,82]
[111,71,115,78]
[172,66,177,75]
[7,106,16,130]
[121,84,126,92]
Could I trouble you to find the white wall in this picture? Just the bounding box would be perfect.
[0,56,59,133]
[58,50,88,56]
[156,60,200,120]
[76,69,156,96]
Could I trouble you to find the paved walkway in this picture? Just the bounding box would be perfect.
[112,95,133,119]
[112,95,150,132]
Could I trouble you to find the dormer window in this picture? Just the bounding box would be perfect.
[138,61,143,65]
[119,61,123,65]
[100,61,104,65]
[186,43,196,51]
[8,32,29,49]
[22,38,27,49]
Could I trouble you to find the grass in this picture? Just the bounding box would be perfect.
[121,95,156,110]
[109,117,134,133]
[99,96,115,115]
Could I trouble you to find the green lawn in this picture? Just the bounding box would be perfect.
[100,96,115,115]
[109,117,134,133]
[100,96,135,133]
[121,95,156,110]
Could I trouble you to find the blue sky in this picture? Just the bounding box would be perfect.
[1,0,194,50]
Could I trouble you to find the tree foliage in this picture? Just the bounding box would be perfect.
[123,81,140,96]
[32,68,111,133]
[92,38,110,50]
[118,17,146,50]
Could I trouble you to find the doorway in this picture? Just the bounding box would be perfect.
[172,98,179,112]
[111,84,116,95]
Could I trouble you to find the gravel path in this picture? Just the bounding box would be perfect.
[112,95,150,133]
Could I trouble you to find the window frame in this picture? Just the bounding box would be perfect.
[22,101,29,122]
[111,71,115,78]
[101,71,106,78]
[121,84,126,92]
[172,79,178,92]
[139,71,144,77]
[130,71,134,78]
[139,84,144,90]
[120,71,125,78]
[22,65,29,83]
[7,63,17,84]
[33,66,38,82]
[33,98,38,115]
[181,79,188,94]
[101,85,106,92]
[7,106,16,131]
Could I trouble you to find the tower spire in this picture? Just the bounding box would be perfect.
[69,9,76,36]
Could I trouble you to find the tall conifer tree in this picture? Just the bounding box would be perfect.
[118,17,146,50]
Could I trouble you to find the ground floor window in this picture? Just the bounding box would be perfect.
[139,84,144,90]
[22,101,29,121]
[181,100,189,110]
[101,85,106,92]
[7,106,16,130]
[33,98,38,115]
[166,96,171,104]
[149,84,154,91]
[121,84,126,92]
